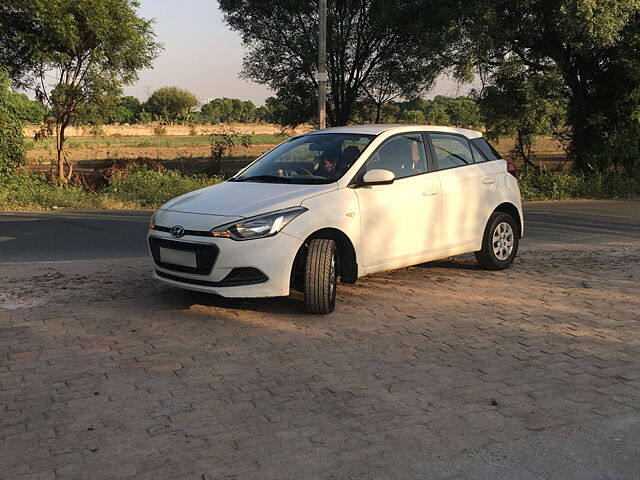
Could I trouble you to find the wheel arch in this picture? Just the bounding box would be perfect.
[290,227,358,291]
[492,202,523,238]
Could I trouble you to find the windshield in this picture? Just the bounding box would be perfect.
[231,133,374,184]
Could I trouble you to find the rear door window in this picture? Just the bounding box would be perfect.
[430,134,474,170]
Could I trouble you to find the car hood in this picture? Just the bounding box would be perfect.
[159,181,336,217]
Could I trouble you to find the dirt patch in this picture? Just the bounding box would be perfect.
[0,258,170,311]
[27,144,273,164]
[27,144,273,180]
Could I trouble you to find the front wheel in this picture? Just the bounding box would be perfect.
[304,238,337,314]
[475,212,519,270]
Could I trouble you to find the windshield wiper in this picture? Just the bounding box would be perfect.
[234,175,293,183]
[290,177,332,184]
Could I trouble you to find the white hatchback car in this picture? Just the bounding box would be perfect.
[148,125,523,313]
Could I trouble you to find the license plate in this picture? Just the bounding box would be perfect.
[159,247,197,268]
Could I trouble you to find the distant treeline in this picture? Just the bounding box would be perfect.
[17,88,486,130]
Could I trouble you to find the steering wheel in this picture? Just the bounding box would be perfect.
[291,166,314,176]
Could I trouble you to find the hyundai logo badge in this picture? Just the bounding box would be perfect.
[170,225,185,238]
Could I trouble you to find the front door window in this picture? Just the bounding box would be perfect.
[363,134,427,179]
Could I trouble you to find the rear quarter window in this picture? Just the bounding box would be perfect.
[470,138,502,161]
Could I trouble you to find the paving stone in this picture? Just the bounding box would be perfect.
[0,246,639,478]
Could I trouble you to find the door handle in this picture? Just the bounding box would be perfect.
[482,178,495,185]
[422,189,438,196]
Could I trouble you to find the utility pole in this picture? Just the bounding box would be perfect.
[317,0,327,130]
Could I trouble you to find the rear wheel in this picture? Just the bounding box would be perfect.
[304,238,337,314]
[475,212,519,270]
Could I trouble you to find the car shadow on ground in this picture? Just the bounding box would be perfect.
[155,257,486,315]
[159,288,309,315]
[415,254,483,271]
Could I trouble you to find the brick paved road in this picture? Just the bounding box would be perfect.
[1,214,639,478]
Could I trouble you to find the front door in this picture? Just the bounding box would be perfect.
[355,133,442,268]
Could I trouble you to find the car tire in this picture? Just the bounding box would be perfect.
[304,238,337,314]
[474,212,519,270]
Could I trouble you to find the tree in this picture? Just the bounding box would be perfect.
[6,91,45,124]
[202,97,234,124]
[146,87,198,125]
[479,62,567,167]
[352,99,401,124]
[0,1,41,86]
[461,0,640,174]
[208,127,250,174]
[219,0,457,126]
[423,101,450,126]
[106,95,142,124]
[438,96,482,128]
[0,68,26,177]
[361,57,435,123]
[251,94,314,129]
[214,97,233,123]
[200,97,258,124]
[239,100,257,122]
[8,0,160,182]
[399,109,426,124]
[398,97,451,125]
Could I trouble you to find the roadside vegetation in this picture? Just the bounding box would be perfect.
[1,161,638,212]
[0,167,221,210]
[518,168,640,201]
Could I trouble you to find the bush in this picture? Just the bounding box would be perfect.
[0,69,26,178]
[519,167,640,200]
[153,125,166,136]
[0,172,105,210]
[103,166,221,207]
[0,167,222,210]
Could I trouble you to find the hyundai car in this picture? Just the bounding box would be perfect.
[148,125,523,314]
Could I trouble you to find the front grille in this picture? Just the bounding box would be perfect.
[152,225,211,237]
[148,237,218,275]
[156,268,268,287]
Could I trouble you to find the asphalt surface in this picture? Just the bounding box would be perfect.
[0,199,639,263]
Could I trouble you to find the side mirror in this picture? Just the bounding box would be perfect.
[361,169,395,186]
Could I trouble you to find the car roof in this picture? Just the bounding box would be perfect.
[303,124,483,139]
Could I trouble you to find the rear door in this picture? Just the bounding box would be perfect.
[354,133,442,267]
[427,133,499,247]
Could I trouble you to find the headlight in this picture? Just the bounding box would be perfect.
[149,212,156,229]
[211,207,308,240]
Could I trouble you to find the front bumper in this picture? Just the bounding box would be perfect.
[147,229,302,298]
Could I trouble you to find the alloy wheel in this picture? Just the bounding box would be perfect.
[492,221,514,260]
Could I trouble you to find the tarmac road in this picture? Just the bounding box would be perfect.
[0,199,638,263]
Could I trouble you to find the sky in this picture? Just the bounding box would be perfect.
[125,0,473,106]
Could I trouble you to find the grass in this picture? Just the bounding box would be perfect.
[103,167,221,207]
[24,134,290,151]
[0,167,222,210]
[0,173,110,210]
[519,167,640,200]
